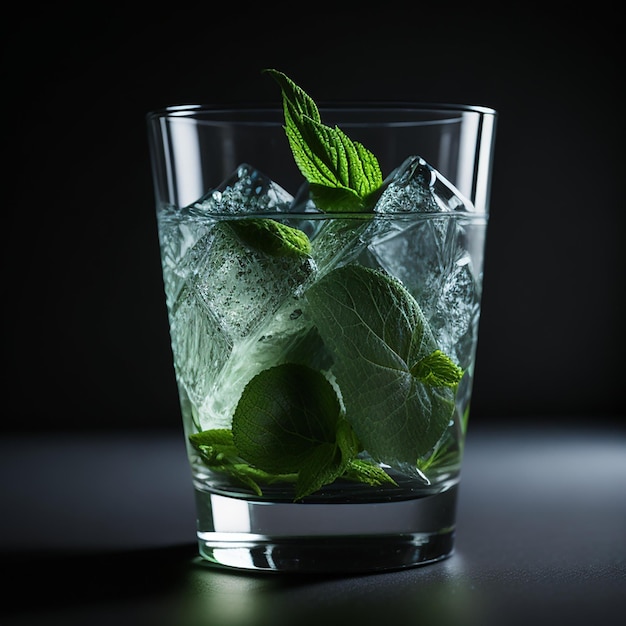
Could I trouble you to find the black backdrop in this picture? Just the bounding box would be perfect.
[4,4,623,433]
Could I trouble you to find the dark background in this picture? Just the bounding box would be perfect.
[4,4,623,434]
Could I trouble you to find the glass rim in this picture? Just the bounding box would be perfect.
[146,101,498,121]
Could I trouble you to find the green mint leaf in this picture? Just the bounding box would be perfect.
[411,349,464,387]
[262,68,322,126]
[295,418,362,499]
[189,428,298,496]
[189,428,235,448]
[222,468,264,497]
[335,417,361,459]
[264,69,383,212]
[220,463,298,496]
[189,428,238,464]
[305,264,457,471]
[295,442,343,500]
[308,184,364,213]
[232,362,361,499]
[344,459,398,487]
[231,363,343,475]
[226,218,311,258]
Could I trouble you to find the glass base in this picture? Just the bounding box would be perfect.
[194,485,458,573]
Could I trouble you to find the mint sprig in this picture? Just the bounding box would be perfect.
[264,69,384,212]
[190,424,397,499]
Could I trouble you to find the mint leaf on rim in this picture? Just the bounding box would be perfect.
[264,69,384,212]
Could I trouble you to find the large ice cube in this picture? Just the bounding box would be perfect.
[371,226,481,366]
[158,208,211,309]
[170,218,316,428]
[369,156,484,367]
[374,156,473,214]
[197,298,316,428]
[308,217,375,278]
[192,164,294,215]
[184,222,314,340]
[169,283,233,412]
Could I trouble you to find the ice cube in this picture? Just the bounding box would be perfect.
[197,297,316,429]
[158,208,211,309]
[184,222,314,340]
[170,293,314,430]
[430,256,481,367]
[282,180,325,240]
[369,157,484,367]
[168,283,233,412]
[309,217,375,277]
[191,164,294,215]
[369,219,482,367]
[162,163,300,308]
[374,156,473,214]
[169,219,316,428]
[288,181,322,215]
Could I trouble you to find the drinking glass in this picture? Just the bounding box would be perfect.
[147,102,497,573]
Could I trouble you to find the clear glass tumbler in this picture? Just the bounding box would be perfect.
[147,102,497,573]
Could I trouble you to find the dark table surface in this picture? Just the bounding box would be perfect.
[1,418,625,626]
